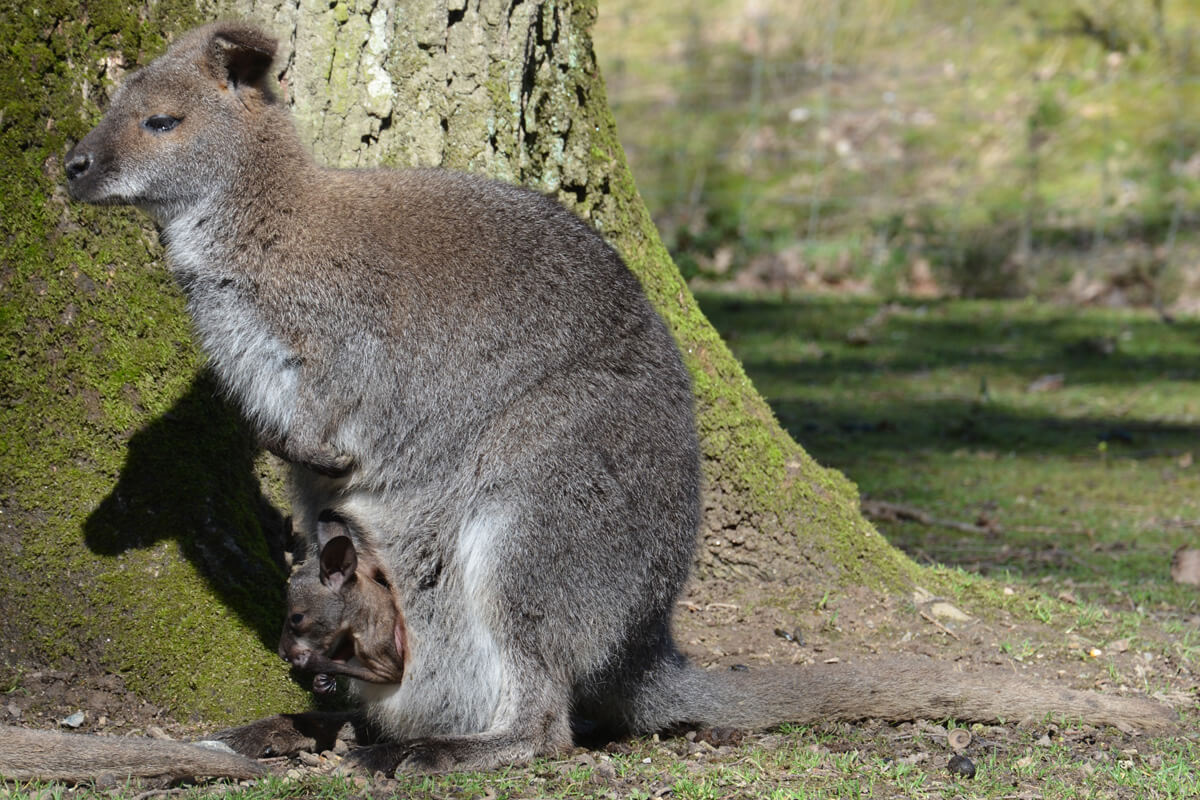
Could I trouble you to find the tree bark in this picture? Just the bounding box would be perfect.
[0,0,915,722]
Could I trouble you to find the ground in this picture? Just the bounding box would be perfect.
[2,571,1196,798]
[4,294,1200,797]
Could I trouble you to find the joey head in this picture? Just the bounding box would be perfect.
[281,513,407,692]
[65,21,1175,777]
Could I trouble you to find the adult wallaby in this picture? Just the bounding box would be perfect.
[280,513,407,693]
[59,21,1172,777]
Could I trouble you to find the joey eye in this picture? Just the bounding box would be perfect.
[142,114,181,133]
[289,613,305,627]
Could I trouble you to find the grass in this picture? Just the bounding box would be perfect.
[5,292,1197,799]
[5,722,1198,798]
[700,292,1200,614]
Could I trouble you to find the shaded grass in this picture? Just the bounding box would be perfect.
[699,291,1200,613]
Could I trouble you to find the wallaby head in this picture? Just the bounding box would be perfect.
[280,514,407,693]
[64,22,283,221]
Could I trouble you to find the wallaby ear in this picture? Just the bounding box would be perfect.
[319,535,358,593]
[206,23,277,94]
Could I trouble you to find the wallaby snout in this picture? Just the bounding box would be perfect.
[64,151,92,183]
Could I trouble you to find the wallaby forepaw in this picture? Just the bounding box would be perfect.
[259,432,355,477]
[307,445,355,478]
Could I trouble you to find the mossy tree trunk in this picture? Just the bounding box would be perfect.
[0,0,918,723]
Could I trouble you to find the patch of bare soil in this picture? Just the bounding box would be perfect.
[674,577,1196,714]
[2,576,1195,794]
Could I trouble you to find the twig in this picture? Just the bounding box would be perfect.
[862,499,990,535]
[918,610,960,640]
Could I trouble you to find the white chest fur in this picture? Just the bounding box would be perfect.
[163,208,300,440]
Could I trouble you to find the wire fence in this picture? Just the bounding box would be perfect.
[595,0,1200,308]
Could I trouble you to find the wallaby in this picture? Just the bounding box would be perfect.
[60,21,1173,777]
[280,513,407,692]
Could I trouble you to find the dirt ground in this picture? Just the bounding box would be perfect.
[3,571,1195,795]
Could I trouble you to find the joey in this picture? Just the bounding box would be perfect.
[280,514,407,691]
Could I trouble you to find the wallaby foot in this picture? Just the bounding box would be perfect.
[342,729,570,775]
[213,711,364,758]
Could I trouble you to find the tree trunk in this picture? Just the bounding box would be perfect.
[0,0,916,722]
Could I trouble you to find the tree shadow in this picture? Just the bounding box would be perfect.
[83,373,290,650]
[698,292,1200,465]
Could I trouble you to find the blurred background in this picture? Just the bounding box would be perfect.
[595,1,1200,609]
[595,0,1200,312]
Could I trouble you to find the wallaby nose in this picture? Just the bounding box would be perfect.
[65,151,92,181]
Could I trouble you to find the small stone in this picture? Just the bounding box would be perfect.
[947,753,976,779]
[59,711,84,728]
[591,762,617,784]
[929,601,971,622]
[1170,547,1200,585]
[147,725,171,740]
[298,750,322,767]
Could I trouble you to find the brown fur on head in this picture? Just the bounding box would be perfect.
[280,513,407,693]
[64,22,285,216]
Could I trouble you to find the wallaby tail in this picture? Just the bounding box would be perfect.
[0,725,266,782]
[629,655,1176,735]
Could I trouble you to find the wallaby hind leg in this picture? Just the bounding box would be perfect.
[346,707,573,774]
[348,664,574,775]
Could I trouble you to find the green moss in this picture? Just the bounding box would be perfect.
[0,3,307,722]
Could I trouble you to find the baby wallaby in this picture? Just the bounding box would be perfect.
[280,514,407,693]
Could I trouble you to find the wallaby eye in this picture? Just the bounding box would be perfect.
[289,613,305,627]
[142,114,181,133]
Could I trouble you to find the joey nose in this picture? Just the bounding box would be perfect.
[65,151,92,182]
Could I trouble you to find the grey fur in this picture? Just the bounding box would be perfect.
[59,21,1174,778]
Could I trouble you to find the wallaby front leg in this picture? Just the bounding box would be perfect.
[213,710,368,758]
[258,428,354,477]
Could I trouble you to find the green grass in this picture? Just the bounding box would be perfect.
[595,0,1200,299]
[7,721,1197,798]
[699,291,1200,615]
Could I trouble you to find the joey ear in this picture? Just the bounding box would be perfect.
[319,535,358,592]
[315,509,351,550]
[206,23,277,94]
